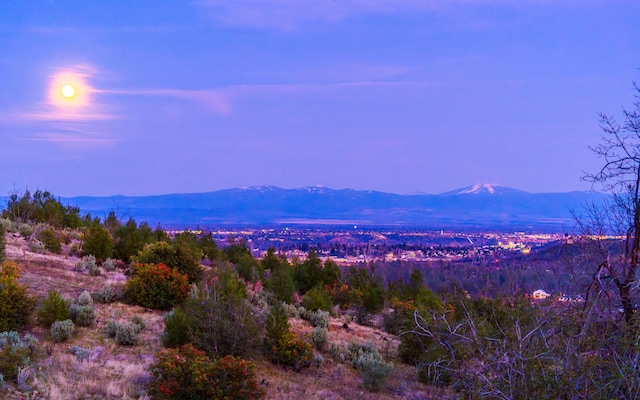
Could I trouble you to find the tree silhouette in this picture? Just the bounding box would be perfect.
[583,81,640,327]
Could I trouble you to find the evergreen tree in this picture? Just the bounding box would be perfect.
[265,303,290,349]
[104,211,121,236]
[294,250,323,294]
[83,224,113,260]
[199,232,219,261]
[113,218,146,262]
[263,249,295,303]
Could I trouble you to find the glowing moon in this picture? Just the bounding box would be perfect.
[61,84,76,99]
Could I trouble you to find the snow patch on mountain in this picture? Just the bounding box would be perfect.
[459,183,498,194]
[441,183,525,196]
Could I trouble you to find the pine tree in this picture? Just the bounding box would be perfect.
[265,303,290,350]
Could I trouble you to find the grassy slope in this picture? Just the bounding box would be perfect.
[2,233,454,400]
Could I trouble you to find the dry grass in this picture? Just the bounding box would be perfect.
[2,233,457,400]
[279,316,453,400]
[255,356,448,400]
[3,304,164,399]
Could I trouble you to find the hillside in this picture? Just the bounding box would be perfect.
[1,233,447,400]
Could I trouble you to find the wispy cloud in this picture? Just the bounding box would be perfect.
[192,0,558,29]
[19,131,117,147]
[193,0,425,29]
[94,70,442,116]
[99,88,232,115]
[24,24,190,35]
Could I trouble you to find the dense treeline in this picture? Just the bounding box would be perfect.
[2,189,83,229]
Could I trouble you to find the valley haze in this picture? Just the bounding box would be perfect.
[3,184,607,231]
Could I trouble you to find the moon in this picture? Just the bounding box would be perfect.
[61,84,76,99]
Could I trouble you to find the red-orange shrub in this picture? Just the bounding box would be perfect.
[123,263,189,310]
[148,344,264,400]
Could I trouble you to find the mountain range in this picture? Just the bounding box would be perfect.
[0,183,607,231]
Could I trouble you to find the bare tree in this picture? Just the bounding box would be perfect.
[584,82,640,327]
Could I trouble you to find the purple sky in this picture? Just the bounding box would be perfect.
[1,0,639,196]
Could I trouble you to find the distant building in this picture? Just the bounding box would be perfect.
[559,293,585,303]
[532,289,551,300]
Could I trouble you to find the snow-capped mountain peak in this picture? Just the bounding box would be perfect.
[240,185,281,192]
[441,183,525,196]
[459,183,498,194]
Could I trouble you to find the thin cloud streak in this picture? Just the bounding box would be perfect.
[19,133,117,146]
[193,0,563,29]
[99,78,464,115]
[24,24,191,35]
[98,88,232,115]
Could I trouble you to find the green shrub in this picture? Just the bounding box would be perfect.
[36,227,62,254]
[115,323,139,346]
[103,258,116,272]
[37,290,70,327]
[104,319,140,345]
[282,303,300,318]
[28,239,46,254]
[69,304,96,326]
[235,253,263,282]
[0,331,38,382]
[271,332,313,370]
[67,345,91,361]
[0,218,15,233]
[133,241,203,284]
[87,263,101,276]
[160,267,262,358]
[311,326,328,351]
[92,285,116,304]
[349,341,393,392]
[77,290,92,305]
[358,352,394,392]
[123,263,190,310]
[105,320,118,338]
[301,309,330,329]
[18,223,33,238]
[187,292,262,358]
[131,315,146,332]
[265,266,295,303]
[82,224,113,261]
[50,320,74,342]
[70,243,82,257]
[301,286,333,311]
[162,308,191,348]
[148,344,265,400]
[0,262,35,331]
[69,291,95,327]
[313,353,324,368]
[75,255,97,273]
